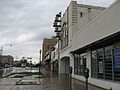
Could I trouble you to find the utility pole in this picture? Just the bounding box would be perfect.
[39,49,41,73]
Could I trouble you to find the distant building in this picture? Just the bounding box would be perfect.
[42,37,58,64]
[1,55,14,65]
[44,50,52,70]
[51,43,59,72]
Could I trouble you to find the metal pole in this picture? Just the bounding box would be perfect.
[0,45,3,78]
[86,79,88,90]
[70,74,72,90]
[39,49,41,73]
[58,40,60,73]
[69,66,73,90]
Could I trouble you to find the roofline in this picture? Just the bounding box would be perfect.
[71,1,106,10]
[77,4,106,10]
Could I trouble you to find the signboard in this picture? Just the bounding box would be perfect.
[27,57,32,59]
[113,47,120,71]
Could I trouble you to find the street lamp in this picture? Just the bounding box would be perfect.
[39,49,41,73]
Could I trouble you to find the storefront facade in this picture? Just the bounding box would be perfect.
[70,0,120,89]
[59,1,105,74]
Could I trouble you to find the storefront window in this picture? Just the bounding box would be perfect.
[74,53,86,76]
[105,46,113,80]
[97,48,104,78]
[113,47,120,81]
[74,54,78,74]
[91,45,120,82]
[91,50,98,78]
[98,62,103,73]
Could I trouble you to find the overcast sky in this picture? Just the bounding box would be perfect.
[0,0,115,63]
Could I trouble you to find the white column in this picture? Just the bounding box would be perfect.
[70,54,74,75]
[86,49,91,78]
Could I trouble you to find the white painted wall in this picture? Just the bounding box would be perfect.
[70,54,74,74]
[60,1,105,74]
[60,58,70,74]
[86,49,91,77]
[60,1,105,56]
[68,1,105,46]
[59,59,65,73]
[65,59,70,74]
[74,4,105,35]
[71,0,120,51]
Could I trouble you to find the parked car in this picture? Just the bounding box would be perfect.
[21,64,26,68]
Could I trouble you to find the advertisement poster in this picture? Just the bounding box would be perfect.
[113,47,120,71]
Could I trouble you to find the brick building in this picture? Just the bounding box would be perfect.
[42,37,58,64]
[0,55,14,66]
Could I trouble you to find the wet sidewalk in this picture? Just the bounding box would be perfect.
[40,69,105,90]
[0,68,106,90]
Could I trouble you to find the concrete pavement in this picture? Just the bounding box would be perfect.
[39,69,105,90]
[0,68,106,90]
[0,78,21,90]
